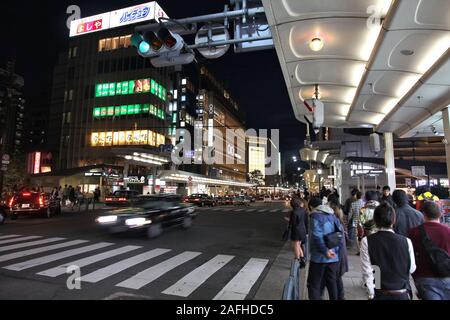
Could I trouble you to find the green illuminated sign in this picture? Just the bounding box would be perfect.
[94,78,166,101]
[93,104,166,119]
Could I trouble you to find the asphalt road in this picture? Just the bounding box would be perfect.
[0,201,289,300]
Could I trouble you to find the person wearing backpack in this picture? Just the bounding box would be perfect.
[408,201,450,300]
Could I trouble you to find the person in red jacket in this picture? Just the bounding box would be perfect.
[408,201,450,300]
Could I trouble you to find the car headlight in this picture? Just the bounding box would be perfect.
[125,218,152,227]
[97,216,118,224]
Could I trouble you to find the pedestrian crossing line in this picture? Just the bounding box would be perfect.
[162,254,235,298]
[0,236,43,246]
[247,209,257,212]
[258,210,267,213]
[233,209,245,212]
[116,251,202,290]
[37,245,142,278]
[213,258,269,300]
[82,248,171,283]
[0,240,88,263]
[270,209,279,213]
[0,235,23,240]
[282,209,290,213]
[0,237,66,253]
[4,242,114,271]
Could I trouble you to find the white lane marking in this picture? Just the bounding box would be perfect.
[213,258,269,300]
[0,240,88,263]
[270,209,279,213]
[282,209,290,213]
[82,248,171,283]
[37,245,142,278]
[0,238,65,253]
[234,209,245,212]
[162,254,234,298]
[4,242,114,271]
[0,235,22,240]
[116,251,202,290]
[258,210,267,213]
[0,236,42,246]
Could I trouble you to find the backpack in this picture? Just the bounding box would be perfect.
[418,224,450,277]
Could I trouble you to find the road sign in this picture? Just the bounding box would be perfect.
[2,154,10,162]
[411,166,426,177]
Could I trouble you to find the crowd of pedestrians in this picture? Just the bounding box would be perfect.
[285,185,449,300]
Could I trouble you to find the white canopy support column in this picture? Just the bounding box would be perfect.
[384,132,396,190]
[442,107,450,193]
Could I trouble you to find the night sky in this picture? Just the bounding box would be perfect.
[0,0,306,164]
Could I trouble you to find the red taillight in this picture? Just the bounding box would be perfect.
[22,192,31,197]
[9,197,15,207]
[105,198,113,202]
[39,196,44,207]
[118,198,127,202]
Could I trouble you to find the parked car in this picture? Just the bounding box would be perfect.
[0,202,7,225]
[223,196,233,205]
[8,191,61,219]
[186,194,216,207]
[96,195,196,238]
[263,195,272,203]
[105,190,141,206]
[233,196,250,206]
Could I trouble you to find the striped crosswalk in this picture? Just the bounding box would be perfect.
[197,207,290,214]
[0,233,270,299]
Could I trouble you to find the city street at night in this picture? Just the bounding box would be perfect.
[0,201,288,300]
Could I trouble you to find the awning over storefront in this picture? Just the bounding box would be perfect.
[158,170,254,188]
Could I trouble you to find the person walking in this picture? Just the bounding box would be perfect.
[349,190,364,247]
[380,186,394,207]
[288,196,309,268]
[392,189,424,236]
[62,185,69,207]
[68,186,76,210]
[328,195,349,300]
[360,203,416,300]
[359,190,380,238]
[408,201,450,300]
[307,197,342,300]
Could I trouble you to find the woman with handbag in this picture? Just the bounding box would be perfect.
[288,196,309,268]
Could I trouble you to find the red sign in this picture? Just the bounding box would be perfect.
[34,152,41,174]
[77,19,103,35]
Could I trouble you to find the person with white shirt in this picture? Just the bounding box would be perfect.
[360,203,416,300]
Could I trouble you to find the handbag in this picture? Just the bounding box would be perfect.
[324,217,343,249]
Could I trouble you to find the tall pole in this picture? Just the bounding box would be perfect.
[442,107,450,196]
[384,132,397,191]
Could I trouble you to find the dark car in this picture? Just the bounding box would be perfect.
[96,195,196,238]
[105,190,141,206]
[8,191,61,219]
[186,194,216,207]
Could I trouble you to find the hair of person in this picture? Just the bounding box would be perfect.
[374,203,396,228]
[365,190,379,201]
[392,189,408,206]
[356,191,362,199]
[308,197,322,210]
[328,193,339,205]
[290,196,303,210]
[383,185,391,191]
[351,188,359,197]
[422,201,441,220]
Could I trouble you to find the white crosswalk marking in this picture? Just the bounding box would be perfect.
[234,209,245,212]
[117,251,201,290]
[0,237,65,253]
[4,242,114,271]
[258,209,267,213]
[0,235,22,240]
[0,236,42,246]
[270,209,279,213]
[82,248,171,283]
[282,209,290,213]
[37,245,142,277]
[213,258,269,300]
[162,254,234,297]
[247,209,257,212]
[0,240,88,263]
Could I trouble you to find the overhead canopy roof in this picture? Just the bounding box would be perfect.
[262,0,450,135]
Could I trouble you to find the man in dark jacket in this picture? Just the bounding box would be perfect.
[381,186,394,207]
[392,190,424,236]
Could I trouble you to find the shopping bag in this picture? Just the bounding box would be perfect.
[282,259,300,300]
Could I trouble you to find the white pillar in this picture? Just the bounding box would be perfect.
[384,132,396,190]
[442,107,450,189]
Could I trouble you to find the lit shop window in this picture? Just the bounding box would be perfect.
[95,78,166,101]
[92,104,165,120]
[98,35,132,52]
[91,131,166,148]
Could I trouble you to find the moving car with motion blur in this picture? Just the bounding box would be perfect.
[96,195,196,238]
[8,191,61,219]
[185,194,217,207]
[233,196,250,206]
[105,190,140,206]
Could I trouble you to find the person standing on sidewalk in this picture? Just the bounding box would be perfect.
[349,190,363,247]
[288,196,309,268]
[360,203,416,300]
[408,201,450,300]
[307,197,342,300]
[392,189,424,236]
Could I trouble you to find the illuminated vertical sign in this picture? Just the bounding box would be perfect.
[34,152,41,175]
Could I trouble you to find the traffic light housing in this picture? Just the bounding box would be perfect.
[131,27,194,67]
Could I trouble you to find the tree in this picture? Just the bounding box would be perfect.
[248,170,265,193]
[2,154,28,195]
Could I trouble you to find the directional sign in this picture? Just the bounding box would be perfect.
[411,166,426,177]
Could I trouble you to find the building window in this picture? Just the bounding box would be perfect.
[99,39,106,52]
[99,35,132,52]
[73,47,78,58]
[66,112,71,124]
[64,90,68,102]
[68,89,74,101]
